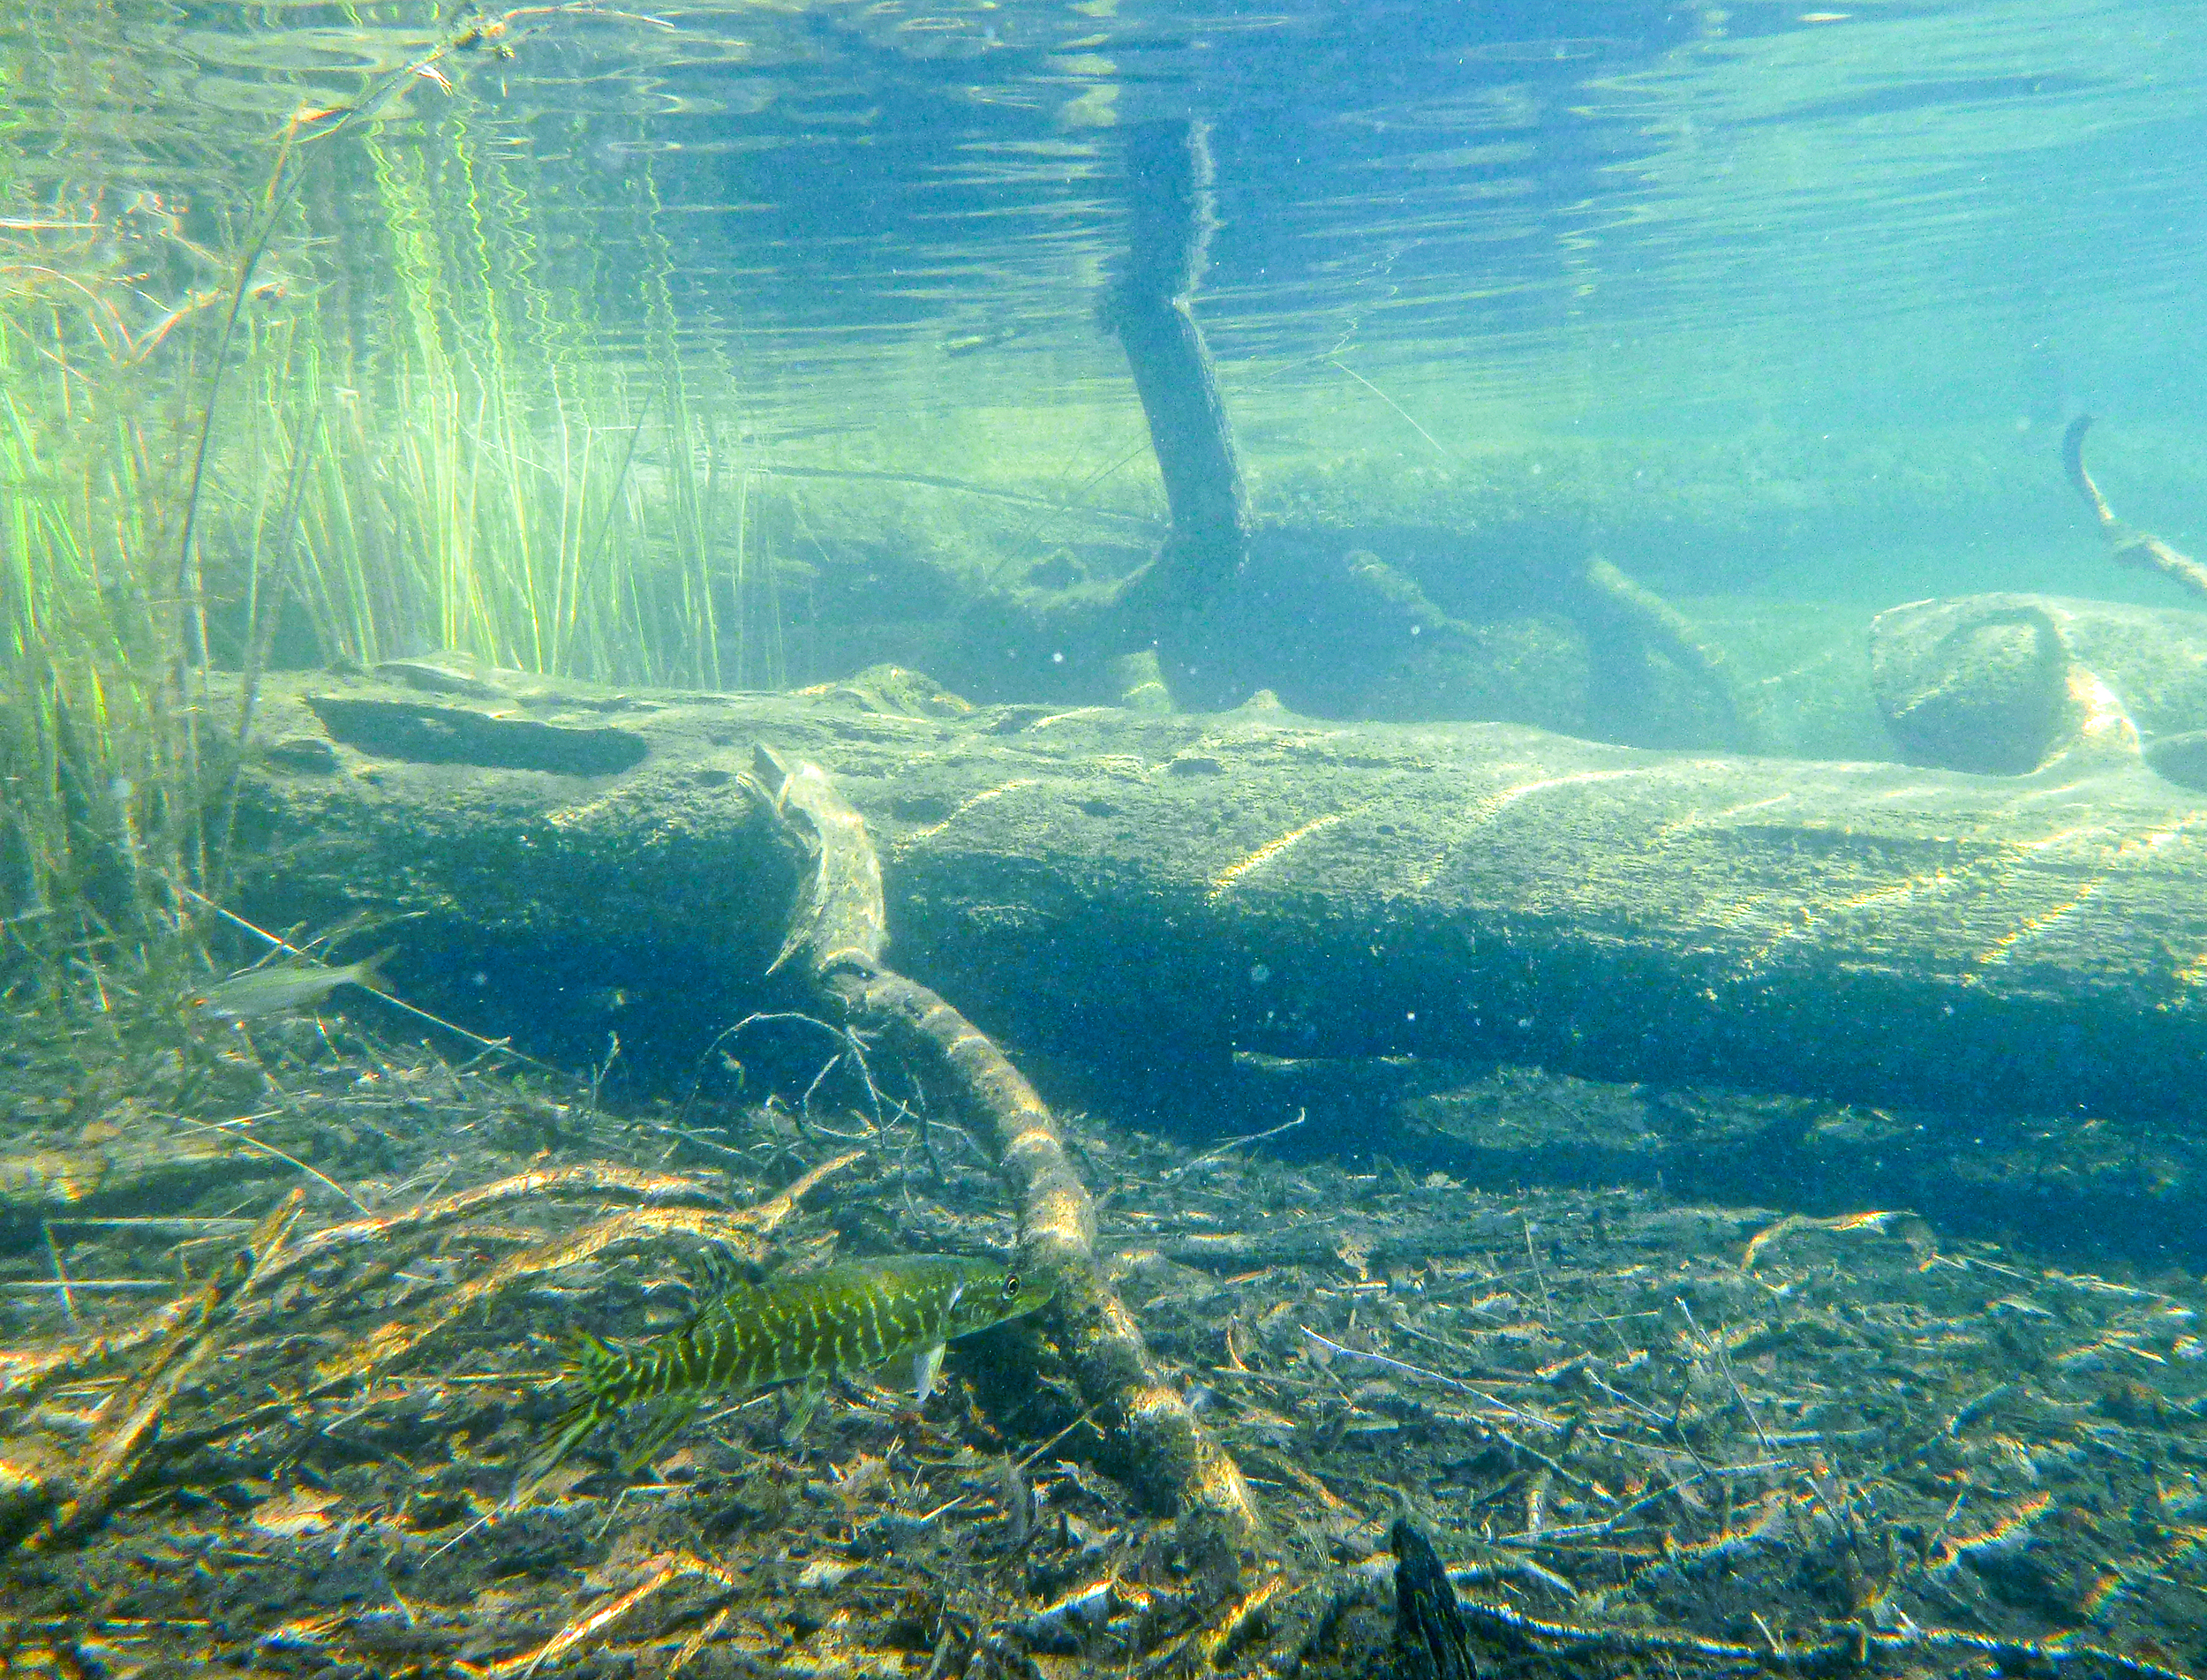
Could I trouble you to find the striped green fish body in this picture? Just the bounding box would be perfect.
[569,1254,1048,1420]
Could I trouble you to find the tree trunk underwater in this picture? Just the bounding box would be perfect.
[214,658,2207,1137]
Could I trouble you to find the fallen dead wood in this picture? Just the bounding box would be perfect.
[0,1144,855,1550]
[0,1160,736,1409]
[1442,1588,2197,1680]
[214,660,2207,1139]
[0,1134,274,1218]
[2065,416,2207,599]
[744,746,1262,1556]
[268,1159,719,1276]
[304,1150,860,1391]
[11,1189,305,1550]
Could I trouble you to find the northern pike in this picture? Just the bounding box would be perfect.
[539,1254,1050,1476]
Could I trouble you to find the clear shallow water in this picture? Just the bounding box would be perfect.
[6,0,2203,572]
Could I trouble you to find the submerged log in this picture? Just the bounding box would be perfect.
[215,658,2207,1142]
[742,747,1262,1551]
[1084,118,1750,742]
[2064,415,2207,599]
[1102,119,1250,646]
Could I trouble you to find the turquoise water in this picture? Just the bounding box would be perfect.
[8,3,2207,764]
[7,0,2203,782]
[11,13,2207,1663]
[13,1,2201,511]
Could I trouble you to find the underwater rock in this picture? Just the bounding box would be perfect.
[1869,591,2207,782]
[1868,596,2076,775]
[2144,728,2207,790]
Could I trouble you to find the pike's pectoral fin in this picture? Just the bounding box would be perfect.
[781,1375,830,1446]
[509,1398,606,1510]
[617,1393,704,1475]
[913,1342,946,1401]
[681,1240,758,1314]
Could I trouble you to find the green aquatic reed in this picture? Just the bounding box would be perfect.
[0,200,205,978]
[257,102,771,691]
[3,4,784,987]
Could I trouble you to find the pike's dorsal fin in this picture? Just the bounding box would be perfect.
[682,1241,757,1315]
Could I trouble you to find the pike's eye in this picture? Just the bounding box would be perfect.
[1001,1274,1021,1301]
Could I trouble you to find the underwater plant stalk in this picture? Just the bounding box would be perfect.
[210,411,316,885]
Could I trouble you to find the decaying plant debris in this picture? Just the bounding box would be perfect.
[3,996,2205,1680]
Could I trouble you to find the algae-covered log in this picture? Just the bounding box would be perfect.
[215,659,2207,1130]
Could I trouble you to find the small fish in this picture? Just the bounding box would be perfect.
[543,1255,1050,1474]
[185,947,395,1021]
[939,325,1021,358]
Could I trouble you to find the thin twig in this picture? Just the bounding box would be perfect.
[165,1112,369,1214]
[1299,1328,1555,1428]
[41,1223,78,1325]
[1675,1298,1771,1455]
[1160,1112,1305,1183]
